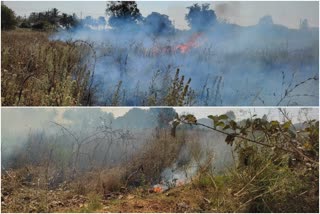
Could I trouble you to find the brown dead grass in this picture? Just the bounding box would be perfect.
[1,29,91,106]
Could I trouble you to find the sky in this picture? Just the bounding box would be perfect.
[3,1,319,29]
[2,107,319,140]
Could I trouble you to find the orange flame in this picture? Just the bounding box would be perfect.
[153,186,163,193]
[143,33,204,56]
[176,33,203,54]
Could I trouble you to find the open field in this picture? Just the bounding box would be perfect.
[2,24,319,106]
[2,1,319,106]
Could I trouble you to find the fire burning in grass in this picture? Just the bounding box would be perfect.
[153,184,168,193]
[48,18,319,106]
[152,179,185,193]
[176,32,204,53]
[147,32,205,56]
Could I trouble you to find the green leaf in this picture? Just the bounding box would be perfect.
[229,120,237,130]
[216,121,225,127]
[282,121,292,130]
[223,125,230,130]
[185,114,197,124]
[208,115,218,122]
[218,114,228,120]
[208,115,219,127]
[270,121,279,126]
[208,115,214,119]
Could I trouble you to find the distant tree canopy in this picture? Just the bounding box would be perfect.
[1,4,17,30]
[82,16,95,26]
[98,16,107,26]
[144,12,175,36]
[185,3,217,32]
[106,1,142,29]
[149,108,176,129]
[225,111,236,121]
[29,8,59,26]
[258,15,274,26]
[59,13,79,29]
[300,19,309,30]
[79,16,106,29]
[22,8,78,30]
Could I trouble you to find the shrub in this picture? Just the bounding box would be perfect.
[19,22,31,28]
[1,31,92,106]
[31,21,50,31]
[1,4,17,30]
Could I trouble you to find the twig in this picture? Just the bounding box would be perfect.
[277,76,318,106]
[234,161,271,197]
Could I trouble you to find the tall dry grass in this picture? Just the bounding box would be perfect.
[1,30,92,106]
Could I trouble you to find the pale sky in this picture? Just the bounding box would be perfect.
[2,107,319,139]
[3,1,319,29]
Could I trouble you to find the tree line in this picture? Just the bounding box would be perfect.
[2,1,311,34]
[1,1,218,34]
[2,4,79,31]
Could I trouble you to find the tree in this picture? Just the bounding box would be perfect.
[60,13,78,29]
[1,4,17,30]
[106,1,142,29]
[51,8,59,18]
[48,8,60,25]
[98,16,107,28]
[299,19,309,30]
[144,12,175,36]
[185,3,217,32]
[258,15,273,26]
[81,16,98,28]
[225,111,236,121]
[149,108,177,137]
[31,21,50,31]
[60,13,69,28]
[155,108,176,129]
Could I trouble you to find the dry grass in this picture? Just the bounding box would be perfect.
[1,30,91,106]
[1,121,318,213]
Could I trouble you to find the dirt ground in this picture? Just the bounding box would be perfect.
[2,171,219,213]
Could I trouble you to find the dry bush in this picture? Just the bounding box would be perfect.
[164,69,195,106]
[191,143,319,212]
[99,167,126,193]
[126,130,185,185]
[1,30,92,106]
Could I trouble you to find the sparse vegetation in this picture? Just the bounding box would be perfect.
[1,2,318,106]
[1,108,318,212]
[1,30,92,106]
